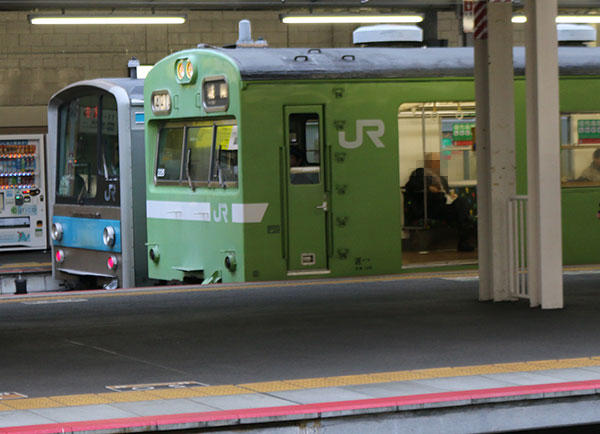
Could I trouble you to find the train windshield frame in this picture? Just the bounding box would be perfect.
[153,118,238,189]
[56,89,121,206]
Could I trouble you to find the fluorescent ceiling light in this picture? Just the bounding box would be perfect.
[512,15,600,24]
[281,15,423,24]
[556,15,600,24]
[29,15,186,25]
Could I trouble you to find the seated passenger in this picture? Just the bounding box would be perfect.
[577,148,600,182]
[404,157,476,252]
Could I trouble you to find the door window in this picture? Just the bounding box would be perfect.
[289,113,320,185]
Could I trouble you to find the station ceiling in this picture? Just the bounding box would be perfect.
[0,0,599,10]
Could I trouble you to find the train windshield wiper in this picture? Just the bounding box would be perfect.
[185,148,195,192]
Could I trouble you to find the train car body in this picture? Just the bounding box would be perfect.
[48,78,148,289]
[144,46,600,284]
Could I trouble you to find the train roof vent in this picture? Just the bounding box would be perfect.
[557,24,596,46]
[236,19,268,48]
[353,24,423,47]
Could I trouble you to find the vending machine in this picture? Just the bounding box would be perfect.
[0,134,47,251]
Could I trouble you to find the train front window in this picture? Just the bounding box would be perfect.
[154,119,238,188]
[156,127,184,181]
[211,125,238,184]
[186,126,213,183]
[57,92,119,204]
[101,96,119,180]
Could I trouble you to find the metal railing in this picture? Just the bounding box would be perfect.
[507,195,528,298]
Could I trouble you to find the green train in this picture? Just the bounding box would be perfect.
[144,45,600,283]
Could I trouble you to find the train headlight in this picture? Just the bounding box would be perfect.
[55,249,65,263]
[103,226,116,247]
[107,255,118,271]
[176,59,186,80]
[51,222,63,241]
[185,59,194,79]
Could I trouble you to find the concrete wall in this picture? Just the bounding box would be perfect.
[0,9,598,130]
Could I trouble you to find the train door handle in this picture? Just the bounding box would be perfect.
[316,201,328,212]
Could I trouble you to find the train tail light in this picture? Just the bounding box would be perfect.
[55,249,65,263]
[107,255,118,271]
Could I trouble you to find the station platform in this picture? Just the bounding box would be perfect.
[2,358,600,433]
[2,269,600,433]
[0,250,58,294]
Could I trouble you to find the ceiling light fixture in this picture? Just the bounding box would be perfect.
[512,15,600,24]
[281,14,424,24]
[28,15,186,25]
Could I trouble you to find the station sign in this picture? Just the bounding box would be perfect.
[463,0,475,33]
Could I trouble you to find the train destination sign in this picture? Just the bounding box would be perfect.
[203,77,229,112]
[151,90,172,115]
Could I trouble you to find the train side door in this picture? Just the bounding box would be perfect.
[284,106,328,274]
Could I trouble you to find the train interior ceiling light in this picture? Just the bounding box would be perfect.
[28,15,186,25]
[280,14,424,24]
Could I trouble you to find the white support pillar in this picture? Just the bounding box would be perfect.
[474,1,516,302]
[525,0,563,309]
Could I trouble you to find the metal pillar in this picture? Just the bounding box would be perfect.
[525,0,564,309]
[474,1,516,302]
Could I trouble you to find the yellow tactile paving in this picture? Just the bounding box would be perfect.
[0,262,50,269]
[285,377,346,389]
[369,371,433,382]
[330,374,388,385]
[144,388,207,399]
[559,357,600,368]
[238,381,303,393]
[448,365,517,376]
[191,385,249,396]
[97,391,163,403]
[5,356,600,411]
[50,394,112,406]
[3,398,62,410]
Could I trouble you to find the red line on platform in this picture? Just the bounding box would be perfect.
[2,379,600,434]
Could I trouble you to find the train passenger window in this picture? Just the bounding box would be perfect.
[186,126,213,183]
[560,114,600,186]
[289,114,320,185]
[212,125,238,184]
[156,127,184,181]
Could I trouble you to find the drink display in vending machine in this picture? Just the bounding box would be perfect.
[0,134,47,251]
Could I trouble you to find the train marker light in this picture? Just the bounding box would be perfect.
[107,255,118,270]
[149,247,160,263]
[50,222,63,241]
[224,254,237,272]
[103,226,116,247]
[55,249,65,263]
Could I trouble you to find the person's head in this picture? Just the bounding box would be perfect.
[290,147,305,167]
[593,148,600,169]
[424,152,441,174]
